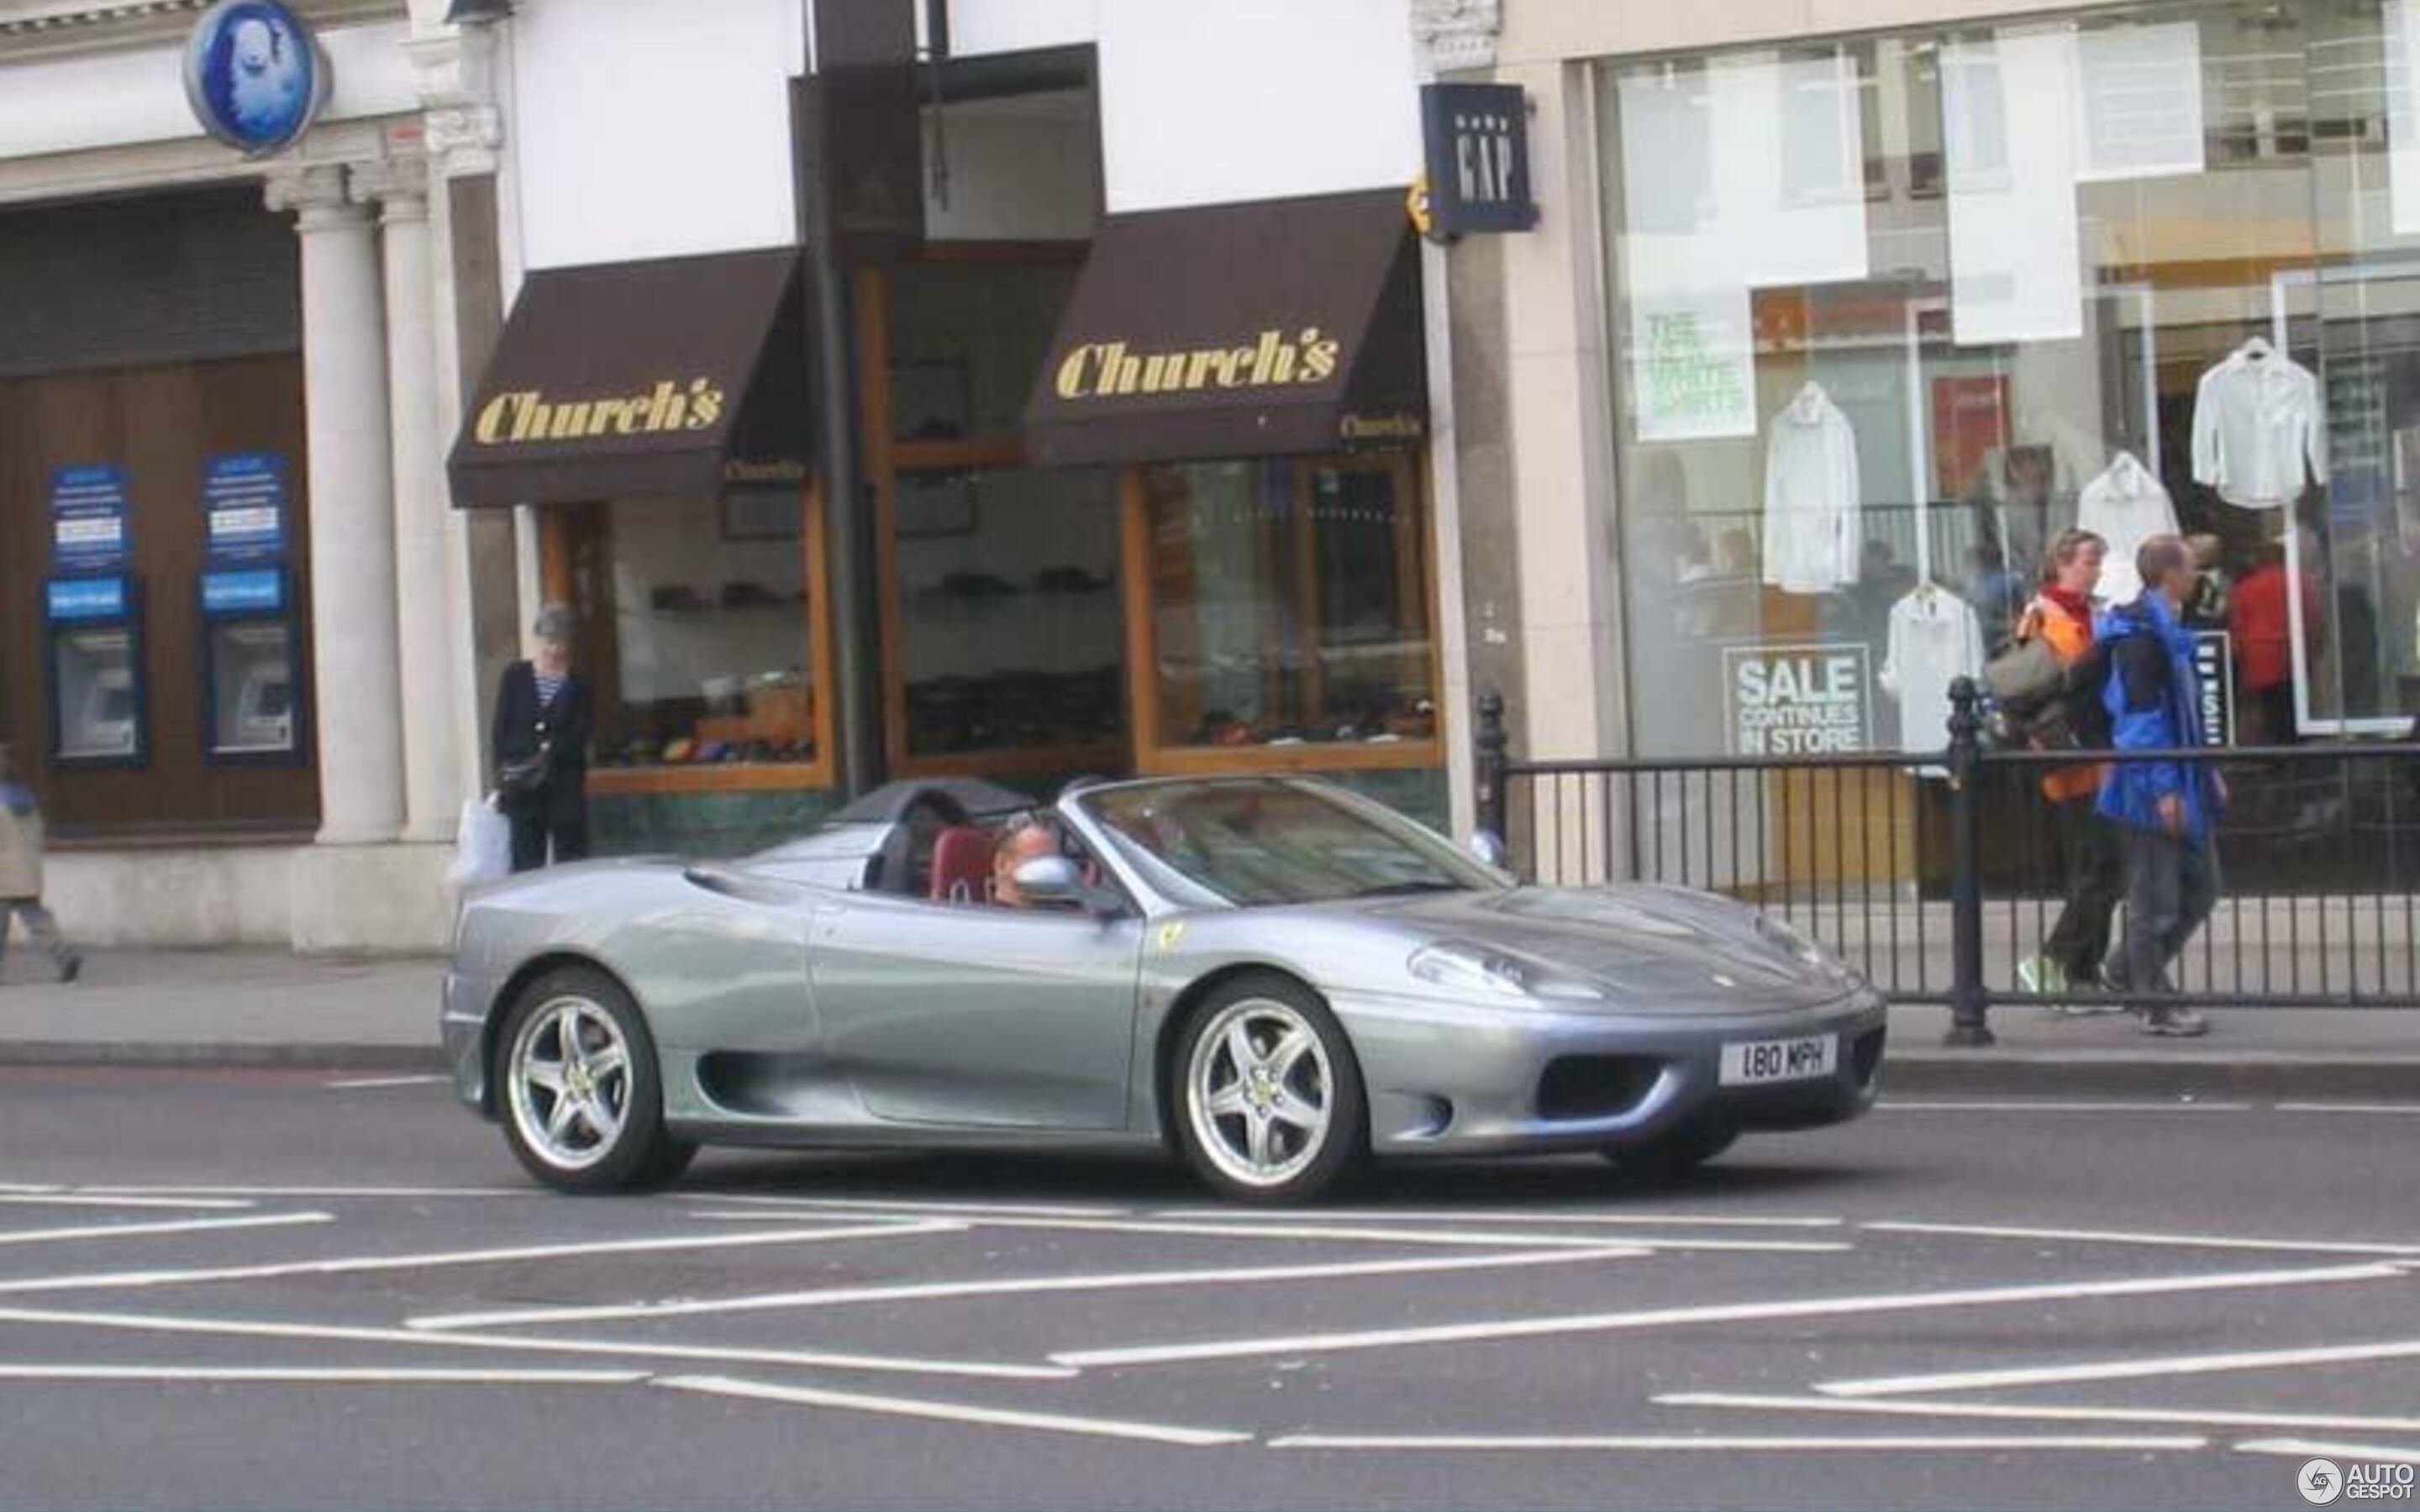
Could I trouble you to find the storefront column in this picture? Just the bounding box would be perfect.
[1496,60,1627,765]
[414,24,519,816]
[357,151,460,843]
[267,162,406,846]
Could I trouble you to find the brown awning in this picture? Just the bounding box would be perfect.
[1023,189,1428,467]
[449,247,808,508]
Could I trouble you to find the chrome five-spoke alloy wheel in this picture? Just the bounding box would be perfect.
[506,994,632,1172]
[1186,997,1336,1190]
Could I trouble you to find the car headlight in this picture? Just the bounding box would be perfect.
[1407,941,1605,1003]
[1755,912,1832,969]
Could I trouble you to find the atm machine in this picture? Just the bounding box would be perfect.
[198,567,305,761]
[45,574,146,765]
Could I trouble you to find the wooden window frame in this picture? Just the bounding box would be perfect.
[1121,451,1447,776]
[539,480,839,797]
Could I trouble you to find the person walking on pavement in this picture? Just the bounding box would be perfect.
[2014,529,2127,1013]
[0,744,81,984]
[492,605,594,874]
[2098,534,2226,1037]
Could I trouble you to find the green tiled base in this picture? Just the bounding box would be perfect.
[588,766,1450,860]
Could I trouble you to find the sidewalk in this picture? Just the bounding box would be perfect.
[0,949,2412,1095]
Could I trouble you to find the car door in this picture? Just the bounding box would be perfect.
[807,893,1145,1129]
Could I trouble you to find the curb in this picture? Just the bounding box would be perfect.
[1884,1052,2420,1100]
[0,1042,447,1072]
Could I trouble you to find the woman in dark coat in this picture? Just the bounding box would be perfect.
[492,604,593,872]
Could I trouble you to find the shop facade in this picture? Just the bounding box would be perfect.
[1434,0,2420,879]
[464,0,1460,860]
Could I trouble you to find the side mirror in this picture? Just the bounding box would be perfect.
[1465,832,1508,870]
[1009,854,1086,905]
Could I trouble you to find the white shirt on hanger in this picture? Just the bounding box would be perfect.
[1762,382,1862,593]
[2190,339,2326,509]
[1881,584,1986,758]
[2076,451,2180,605]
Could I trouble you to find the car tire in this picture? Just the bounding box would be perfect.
[495,966,691,1194]
[1600,1122,1739,1183]
[1173,972,1366,1204]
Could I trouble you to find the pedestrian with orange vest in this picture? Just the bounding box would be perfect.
[2013,529,2125,1008]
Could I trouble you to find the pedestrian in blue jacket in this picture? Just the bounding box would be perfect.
[2096,534,2226,1037]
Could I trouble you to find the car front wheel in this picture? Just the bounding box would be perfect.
[497,967,693,1194]
[1175,973,1365,1203]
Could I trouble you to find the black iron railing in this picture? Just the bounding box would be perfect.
[1474,685,2420,1045]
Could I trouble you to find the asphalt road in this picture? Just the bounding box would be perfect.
[0,1067,2414,1511]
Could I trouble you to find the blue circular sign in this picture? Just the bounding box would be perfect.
[182,0,329,157]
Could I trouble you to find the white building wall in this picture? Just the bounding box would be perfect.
[506,0,807,270]
[944,0,1423,212]
[502,0,1419,271]
[1092,0,1418,213]
[0,21,418,159]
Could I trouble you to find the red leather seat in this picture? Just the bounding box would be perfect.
[929,826,994,905]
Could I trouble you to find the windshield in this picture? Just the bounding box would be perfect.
[1079,779,1503,906]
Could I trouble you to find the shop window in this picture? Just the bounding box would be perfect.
[886,261,1081,444]
[887,464,1125,769]
[1597,0,2420,906]
[554,485,834,792]
[1129,455,1439,770]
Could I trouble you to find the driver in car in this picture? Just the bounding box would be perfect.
[989,820,1063,909]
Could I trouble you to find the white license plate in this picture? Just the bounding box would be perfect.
[1719,1033,1838,1086]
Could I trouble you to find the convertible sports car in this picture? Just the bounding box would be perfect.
[442,774,1886,1201]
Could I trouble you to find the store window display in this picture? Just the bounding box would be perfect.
[892,465,1123,765]
[1132,456,1438,766]
[560,488,828,780]
[1602,0,2420,760]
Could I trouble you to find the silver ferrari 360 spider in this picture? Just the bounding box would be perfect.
[443,774,1885,1201]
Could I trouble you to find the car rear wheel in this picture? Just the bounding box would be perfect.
[497,967,693,1194]
[1600,1122,1739,1183]
[1175,973,1365,1203]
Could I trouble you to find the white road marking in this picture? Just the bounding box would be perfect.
[0,1219,960,1296]
[0,1364,644,1385]
[0,1184,62,1195]
[2272,1104,2420,1116]
[1817,1337,2420,1398]
[1879,1100,2255,1113]
[0,1305,1073,1381]
[0,1212,329,1249]
[1050,1261,2404,1369]
[686,1194,1131,1219]
[860,1211,1847,1252]
[2235,1438,2420,1465]
[1268,1433,2208,1452]
[1144,1207,1845,1230]
[1862,1221,2420,1260]
[78,1185,530,1199]
[321,1074,451,1091]
[0,1194,256,1211]
[1659,1393,2420,1438]
[406,1244,1650,1331]
[655,1374,1249,1447]
[689,1210,1845,1254]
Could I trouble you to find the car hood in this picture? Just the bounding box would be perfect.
[1334,885,1856,1011]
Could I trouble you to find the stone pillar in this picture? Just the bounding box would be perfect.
[415,26,518,811]
[356,152,460,843]
[268,163,405,846]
